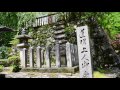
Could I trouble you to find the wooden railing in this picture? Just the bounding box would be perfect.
[24,13,58,29]
[24,12,70,29]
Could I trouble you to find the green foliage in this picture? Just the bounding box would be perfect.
[65,24,76,44]
[98,12,120,39]
[0,12,18,29]
[0,12,38,47]
[10,65,21,72]
[8,55,20,72]
[0,12,18,47]
[0,59,8,67]
[0,46,12,59]
[8,55,20,66]
[17,12,37,29]
[0,32,16,47]
[29,25,54,46]
[0,12,59,47]
[9,35,19,47]
[62,12,120,40]
[0,65,4,72]
[93,71,108,78]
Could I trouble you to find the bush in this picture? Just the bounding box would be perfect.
[64,24,77,44]
[0,46,12,59]
[8,56,20,66]
[10,65,21,72]
[0,59,9,67]
[0,65,4,72]
[8,55,20,72]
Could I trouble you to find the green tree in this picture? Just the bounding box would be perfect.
[0,12,37,47]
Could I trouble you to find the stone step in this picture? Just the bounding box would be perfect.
[54,29,65,35]
[54,34,66,39]
[54,20,65,26]
[53,25,65,30]
[20,66,79,73]
[59,40,67,45]
[54,40,67,45]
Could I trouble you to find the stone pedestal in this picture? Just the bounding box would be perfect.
[74,45,79,66]
[19,48,23,67]
[36,46,42,68]
[55,43,61,67]
[41,49,44,65]
[45,46,51,68]
[66,42,73,67]
[22,48,28,68]
[29,47,34,68]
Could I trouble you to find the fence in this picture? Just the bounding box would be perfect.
[19,42,79,69]
[24,12,71,29]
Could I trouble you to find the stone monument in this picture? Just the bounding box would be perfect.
[16,28,32,68]
[76,25,93,78]
[53,20,67,66]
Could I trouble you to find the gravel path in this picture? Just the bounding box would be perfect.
[0,71,117,78]
[0,72,80,78]
[0,67,119,78]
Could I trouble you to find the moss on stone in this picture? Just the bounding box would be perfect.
[20,66,79,73]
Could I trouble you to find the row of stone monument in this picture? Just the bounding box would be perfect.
[19,42,79,68]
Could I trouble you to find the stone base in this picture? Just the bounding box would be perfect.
[20,66,79,74]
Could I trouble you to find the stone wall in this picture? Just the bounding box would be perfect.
[88,18,120,69]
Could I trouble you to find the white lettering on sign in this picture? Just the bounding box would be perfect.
[76,25,93,78]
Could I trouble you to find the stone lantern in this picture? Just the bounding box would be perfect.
[16,28,32,68]
[17,28,32,48]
